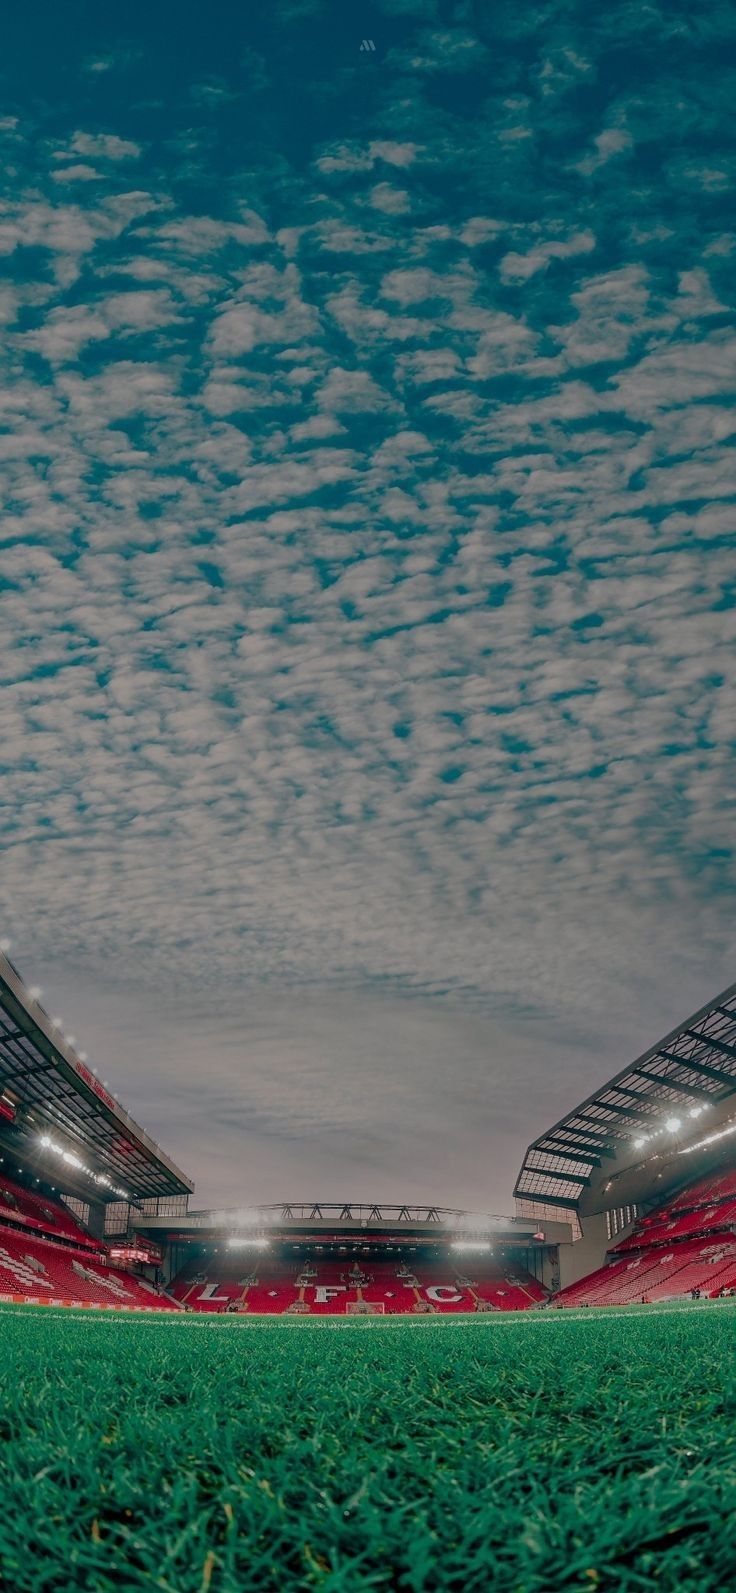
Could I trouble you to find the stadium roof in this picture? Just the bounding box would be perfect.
[132,1201,575,1248]
[0,951,193,1201]
[515,981,736,1212]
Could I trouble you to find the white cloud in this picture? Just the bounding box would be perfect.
[369,183,411,214]
[316,140,421,176]
[0,3,734,1215]
[575,126,634,175]
[368,141,421,167]
[316,367,396,412]
[387,28,487,74]
[51,163,100,183]
[499,230,596,282]
[68,131,142,160]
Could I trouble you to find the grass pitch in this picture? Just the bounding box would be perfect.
[1,1305,735,1591]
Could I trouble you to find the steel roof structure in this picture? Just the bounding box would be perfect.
[0,952,193,1202]
[515,981,736,1211]
[134,1201,575,1249]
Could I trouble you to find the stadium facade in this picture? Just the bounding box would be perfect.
[1,946,735,1312]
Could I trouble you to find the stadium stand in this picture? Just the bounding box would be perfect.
[170,1254,547,1313]
[666,1168,736,1212]
[611,1200,736,1252]
[555,1166,736,1306]
[555,1238,736,1307]
[0,1173,99,1247]
[0,1224,175,1308]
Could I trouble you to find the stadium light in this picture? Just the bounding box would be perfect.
[226,1236,270,1250]
[38,1133,130,1199]
[633,1137,647,1150]
[665,1117,681,1133]
[681,1120,736,1155]
[455,1212,493,1234]
[451,1240,492,1253]
[28,986,43,1001]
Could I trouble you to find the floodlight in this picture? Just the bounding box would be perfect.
[665,1117,681,1133]
[457,1211,493,1235]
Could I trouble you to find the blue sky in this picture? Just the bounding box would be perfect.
[1,0,734,1210]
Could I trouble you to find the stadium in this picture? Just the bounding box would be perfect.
[2,947,735,1318]
[2,947,736,1588]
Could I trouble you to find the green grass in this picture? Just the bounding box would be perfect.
[1,1304,735,1591]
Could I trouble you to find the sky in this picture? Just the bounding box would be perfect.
[1,0,734,1213]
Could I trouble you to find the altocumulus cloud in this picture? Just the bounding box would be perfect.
[0,0,734,1207]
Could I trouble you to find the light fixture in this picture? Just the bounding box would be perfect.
[665,1117,681,1133]
[682,1120,736,1155]
[28,986,43,1001]
[451,1240,491,1253]
[633,1137,647,1150]
[226,1236,269,1250]
[38,1134,128,1198]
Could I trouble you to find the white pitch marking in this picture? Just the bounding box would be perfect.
[1,1300,733,1329]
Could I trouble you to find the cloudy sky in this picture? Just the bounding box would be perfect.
[1,0,734,1213]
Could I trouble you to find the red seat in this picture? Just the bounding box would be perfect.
[556,1161,736,1309]
[0,1224,175,1309]
[170,1256,547,1314]
[0,1175,98,1246]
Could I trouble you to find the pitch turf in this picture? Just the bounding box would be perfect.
[1,1305,735,1591]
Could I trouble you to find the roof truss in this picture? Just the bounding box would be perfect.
[0,957,193,1201]
[514,982,736,1206]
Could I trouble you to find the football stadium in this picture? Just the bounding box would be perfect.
[3,0,736,1586]
[2,947,736,1589]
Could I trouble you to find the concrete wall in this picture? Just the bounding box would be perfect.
[85,1197,108,1243]
[556,1211,611,1290]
